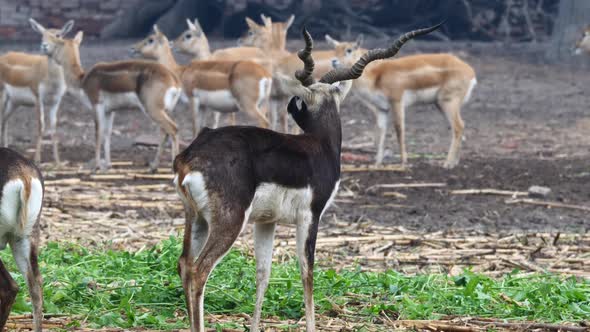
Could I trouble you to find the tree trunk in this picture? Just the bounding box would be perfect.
[547,0,590,62]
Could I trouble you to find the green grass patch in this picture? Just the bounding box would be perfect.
[0,237,588,330]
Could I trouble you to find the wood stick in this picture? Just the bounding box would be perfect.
[451,188,528,197]
[341,164,406,172]
[366,183,446,192]
[505,198,590,212]
[469,319,588,332]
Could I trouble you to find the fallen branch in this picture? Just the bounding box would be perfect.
[451,188,528,197]
[366,182,446,193]
[341,164,406,172]
[505,198,590,212]
[469,319,589,332]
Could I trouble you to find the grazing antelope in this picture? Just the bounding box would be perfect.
[0,148,44,332]
[38,29,182,172]
[574,27,590,55]
[134,26,272,133]
[173,24,440,332]
[332,37,476,169]
[0,19,74,164]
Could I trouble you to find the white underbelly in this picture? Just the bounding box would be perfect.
[100,91,143,112]
[0,178,43,249]
[402,86,440,107]
[249,183,313,225]
[195,89,237,112]
[4,85,36,105]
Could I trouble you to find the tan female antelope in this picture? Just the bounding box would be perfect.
[332,37,476,169]
[173,24,440,332]
[38,30,182,172]
[239,15,363,132]
[0,147,44,332]
[0,19,74,164]
[133,26,272,133]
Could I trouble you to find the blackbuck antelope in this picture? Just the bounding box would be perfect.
[332,37,476,169]
[0,19,74,164]
[0,148,44,332]
[38,29,182,172]
[133,26,272,133]
[574,27,590,55]
[173,24,440,332]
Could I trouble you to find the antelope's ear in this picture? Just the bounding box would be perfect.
[60,20,74,37]
[325,34,339,47]
[193,19,203,32]
[73,30,84,44]
[260,14,272,27]
[245,17,260,30]
[354,34,364,48]
[29,18,46,34]
[186,18,196,30]
[275,73,313,103]
[153,24,162,35]
[331,80,353,103]
[285,15,295,30]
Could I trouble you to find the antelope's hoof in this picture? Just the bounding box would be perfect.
[443,160,458,169]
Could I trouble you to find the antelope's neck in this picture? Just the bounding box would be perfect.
[61,51,85,89]
[158,47,182,75]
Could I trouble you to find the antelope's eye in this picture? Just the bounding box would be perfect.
[148,38,154,44]
[346,48,352,54]
[248,31,254,36]
[185,34,191,40]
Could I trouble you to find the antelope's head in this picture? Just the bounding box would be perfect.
[325,34,365,68]
[574,27,590,55]
[239,14,294,51]
[29,18,75,54]
[131,25,170,60]
[172,19,210,58]
[35,27,83,67]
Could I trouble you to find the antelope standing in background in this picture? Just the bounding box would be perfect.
[0,147,44,332]
[332,37,476,169]
[239,14,359,132]
[135,26,272,133]
[174,24,440,332]
[0,19,74,164]
[574,26,590,55]
[38,29,182,172]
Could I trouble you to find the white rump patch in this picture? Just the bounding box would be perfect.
[194,89,237,112]
[320,180,340,220]
[257,78,272,109]
[164,87,182,111]
[249,183,313,225]
[0,178,43,249]
[180,172,211,221]
[463,78,477,105]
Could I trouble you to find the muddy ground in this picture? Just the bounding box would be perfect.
[2,38,588,235]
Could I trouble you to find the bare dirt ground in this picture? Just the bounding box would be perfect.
[1,39,589,330]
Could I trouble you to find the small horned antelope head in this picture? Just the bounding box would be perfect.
[29,18,75,54]
[238,14,294,50]
[36,27,83,66]
[131,25,170,59]
[325,34,365,68]
[574,27,590,55]
[172,18,209,58]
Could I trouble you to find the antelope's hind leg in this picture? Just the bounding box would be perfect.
[251,223,276,331]
[0,259,19,332]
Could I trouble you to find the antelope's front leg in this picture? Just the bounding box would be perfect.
[92,104,107,172]
[34,100,45,163]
